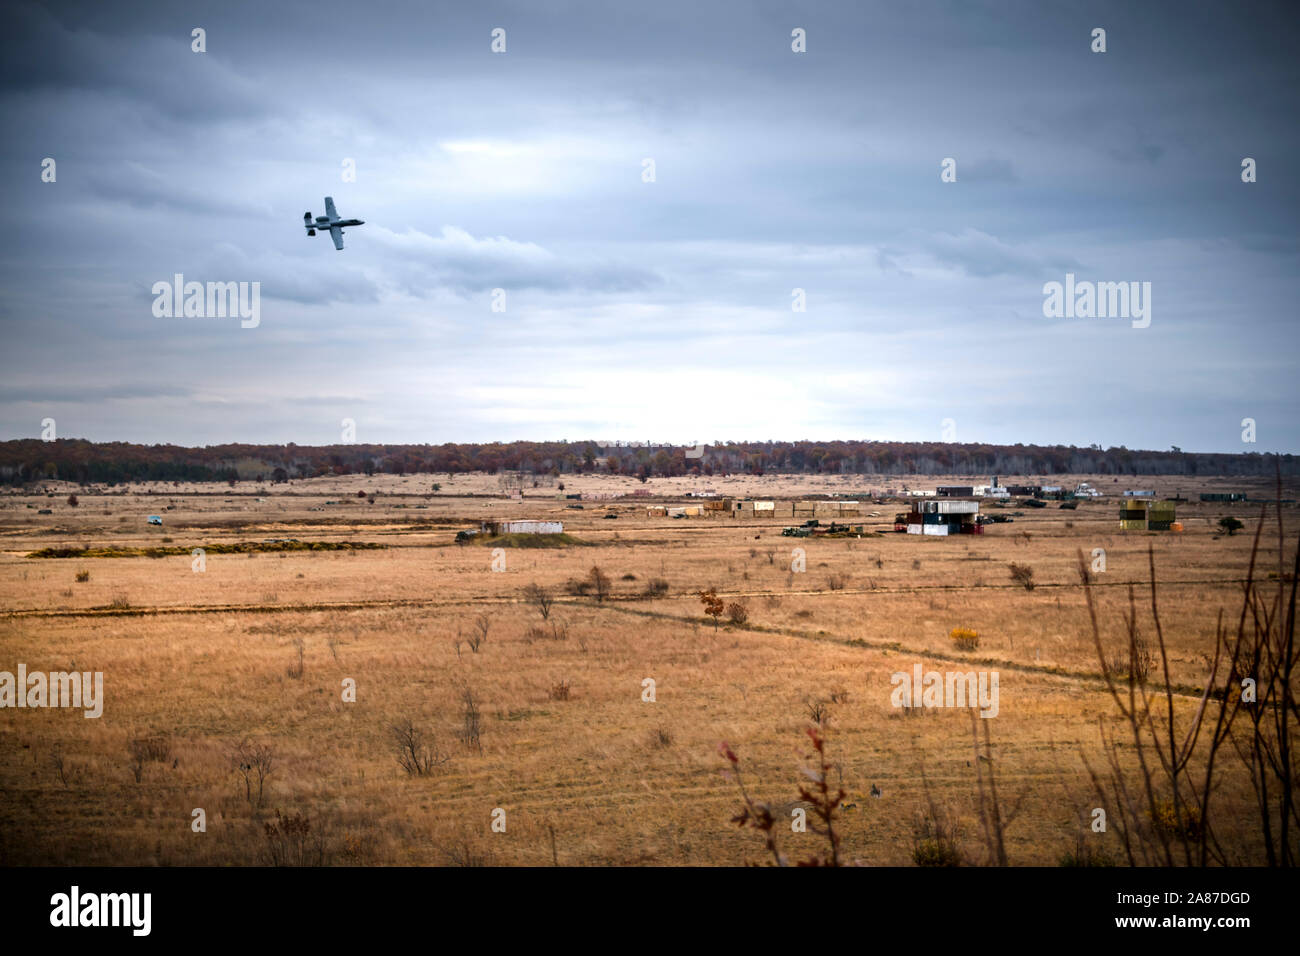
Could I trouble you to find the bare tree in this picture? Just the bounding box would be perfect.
[230,738,275,808]
[524,583,554,620]
[1076,495,1298,866]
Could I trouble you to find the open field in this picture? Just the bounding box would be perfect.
[1,472,1296,866]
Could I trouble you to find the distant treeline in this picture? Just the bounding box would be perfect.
[0,439,1292,486]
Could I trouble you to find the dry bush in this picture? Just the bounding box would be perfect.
[1104,632,1154,685]
[459,688,483,753]
[1058,833,1118,867]
[74,569,90,583]
[826,573,849,591]
[587,565,612,602]
[286,637,305,679]
[467,615,490,653]
[440,833,495,867]
[805,697,831,726]
[643,577,670,597]
[548,679,571,702]
[1008,562,1035,591]
[262,809,333,866]
[912,803,963,866]
[127,734,172,783]
[725,601,749,625]
[390,719,449,776]
[564,577,591,597]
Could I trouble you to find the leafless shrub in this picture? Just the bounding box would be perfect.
[127,734,171,783]
[440,833,494,867]
[459,688,483,754]
[262,809,332,866]
[643,577,670,597]
[390,719,449,776]
[75,569,90,583]
[826,573,849,591]
[548,679,571,702]
[805,697,831,726]
[467,615,489,653]
[726,601,749,625]
[286,637,305,679]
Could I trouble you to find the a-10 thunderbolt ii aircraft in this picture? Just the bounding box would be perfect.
[303,197,365,250]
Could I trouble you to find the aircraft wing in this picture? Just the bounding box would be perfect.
[329,226,344,250]
[324,196,339,222]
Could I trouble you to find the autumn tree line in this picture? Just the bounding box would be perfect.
[0,437,1293,487]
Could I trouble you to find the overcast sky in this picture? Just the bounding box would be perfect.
[1,0,1296,452]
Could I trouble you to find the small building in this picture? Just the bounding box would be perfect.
[905,499,981,536]
[1119,500,1175,530]
[480,520,563,535]
[1200,492,1247,502]
[936,486,974,497]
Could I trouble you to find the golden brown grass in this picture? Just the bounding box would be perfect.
[0,473,1292,865]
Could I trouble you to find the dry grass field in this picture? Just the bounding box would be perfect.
[1,472,1295,866]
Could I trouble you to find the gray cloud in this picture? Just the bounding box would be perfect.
[0,0,1296,452]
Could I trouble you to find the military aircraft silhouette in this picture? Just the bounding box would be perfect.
[303,197,364,250]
